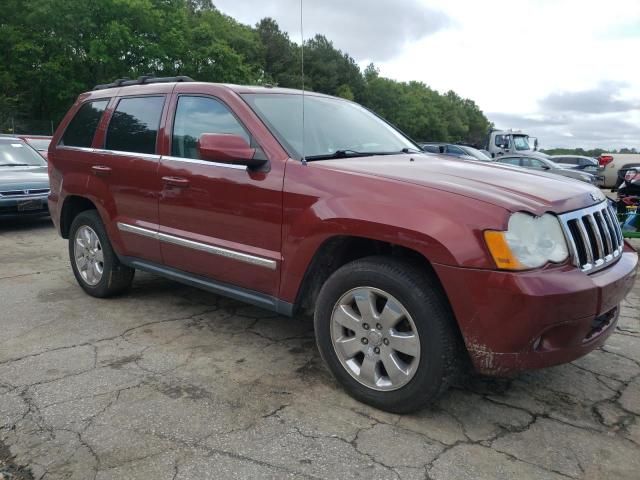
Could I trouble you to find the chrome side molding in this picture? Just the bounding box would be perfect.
[116,222,277,270]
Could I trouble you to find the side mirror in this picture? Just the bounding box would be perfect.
[198,133,267,168]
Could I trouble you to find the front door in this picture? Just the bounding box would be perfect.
[158,95,283,296]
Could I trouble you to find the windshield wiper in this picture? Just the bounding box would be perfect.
[305,149,401,161]
[401,147,423,154]
[0,163,33,167]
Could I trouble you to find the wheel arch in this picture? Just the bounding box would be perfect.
[292,235,450,318]
[59,195,99,239]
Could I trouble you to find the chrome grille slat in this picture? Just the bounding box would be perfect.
[575,218,594,266]
[601,208,618,248]
[559,201,624,274]
[586,214,605,263]
[608,205,624,248]
[595,211,613,257]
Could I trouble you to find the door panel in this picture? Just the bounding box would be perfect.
[158,95,283,295]
[97,95,166,263]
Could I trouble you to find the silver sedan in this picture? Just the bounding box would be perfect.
[495,154,597,184]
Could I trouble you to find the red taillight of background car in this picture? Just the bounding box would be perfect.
[599,155,614,167]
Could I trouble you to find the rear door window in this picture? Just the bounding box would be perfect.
[446,145,465,155]
[61,100,109,148]
[500,157,522,166]
[105,96,165,154]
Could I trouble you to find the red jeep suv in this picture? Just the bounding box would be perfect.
[47,76,638,413]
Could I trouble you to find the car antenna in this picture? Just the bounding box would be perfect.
[300,0,307,166]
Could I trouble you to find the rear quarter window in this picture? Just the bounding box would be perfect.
[61,100,109,148]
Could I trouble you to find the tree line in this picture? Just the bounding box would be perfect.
[0,0,491,144]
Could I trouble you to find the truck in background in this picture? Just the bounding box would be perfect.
[484,129,541,158]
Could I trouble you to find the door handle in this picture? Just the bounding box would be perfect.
[162,176,190,188]
[91,165,112,177]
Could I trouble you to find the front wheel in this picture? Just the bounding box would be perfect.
[69,210,135,297]
[314,257,462,413]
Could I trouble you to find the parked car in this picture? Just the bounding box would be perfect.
[598,153,640,189]
[420,143,490,161]
[0,137,50,218]
[496,154,597,184]
[47,76,637,413]
[551,155,604,184]
[19,135,52,160]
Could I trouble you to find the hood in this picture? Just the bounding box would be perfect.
[0,166,50,191]
[314,154,602,214]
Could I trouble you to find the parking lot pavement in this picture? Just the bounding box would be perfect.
[0,220,638,480]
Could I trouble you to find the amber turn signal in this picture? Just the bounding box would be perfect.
[484,231,524,270]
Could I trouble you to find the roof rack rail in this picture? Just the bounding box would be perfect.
[93,75,195,91]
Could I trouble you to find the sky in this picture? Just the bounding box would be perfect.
[212,0,640,150]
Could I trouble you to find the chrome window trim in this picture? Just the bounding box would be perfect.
[56,146,95,153]
[161,155,247,171]
[116,222,276,270]
[94,149,161,160]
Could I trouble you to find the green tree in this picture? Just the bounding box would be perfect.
[0,0,492,144]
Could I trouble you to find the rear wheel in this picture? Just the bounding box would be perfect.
[69,210,134,297]
[314,256,461,413]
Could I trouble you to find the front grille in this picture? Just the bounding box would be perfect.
[0,188,50,198]
[559,202,624,273]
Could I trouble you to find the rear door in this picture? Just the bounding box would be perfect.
[92,95,167,263]
[157,91,284,296]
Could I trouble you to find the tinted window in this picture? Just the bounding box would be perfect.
[172,96,250,159]
[105,96,164,154]
[61,100,108,148]
[446,145,465,155]
[556,156,577,164]
[522,157,545,168]
[422,145,439,153]
[500,157,521,166]
[495,135,508,147]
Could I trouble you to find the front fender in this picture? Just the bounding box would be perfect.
[279,162,509,303]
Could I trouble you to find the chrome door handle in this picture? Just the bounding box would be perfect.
[91,165,112,177]
[162,176,190,188]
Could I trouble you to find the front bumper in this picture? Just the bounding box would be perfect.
[0,195,50,218]
[434,244,638,375]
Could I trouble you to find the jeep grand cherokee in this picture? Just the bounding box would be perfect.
[47,77,638,413]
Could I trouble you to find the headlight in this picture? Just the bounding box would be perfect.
[484,212,569,270]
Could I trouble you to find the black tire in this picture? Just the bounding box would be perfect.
[314,256,462,413]
[68,210,135,297]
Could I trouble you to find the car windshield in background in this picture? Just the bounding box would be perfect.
[460,146,491,161]
[27,139,51,151]
[0,141,47,166]
[513,136,531,151]
[242,93,417,160]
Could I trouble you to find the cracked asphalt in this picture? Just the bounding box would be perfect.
[1,218,639,480]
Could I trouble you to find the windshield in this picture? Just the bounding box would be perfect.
[0,141,47,166]
[513,135,531,151]
[26,138,51,151]
[242,93,417,160]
